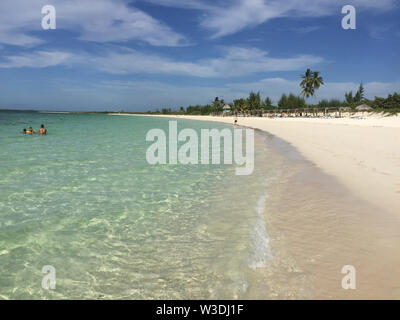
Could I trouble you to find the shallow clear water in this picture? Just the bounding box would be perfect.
[0,111,274,299]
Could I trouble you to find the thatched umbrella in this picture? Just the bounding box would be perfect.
[355,104,372,117]
[355,104,372,111]
[223,104,231,116]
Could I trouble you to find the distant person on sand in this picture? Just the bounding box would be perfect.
[234,116,238,125]
[39,124,47,135]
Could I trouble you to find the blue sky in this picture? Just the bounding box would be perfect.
[0,0,399,111]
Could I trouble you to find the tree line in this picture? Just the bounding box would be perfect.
[147,69,399,115]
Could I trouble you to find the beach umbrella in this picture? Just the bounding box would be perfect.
[355,104,372,111]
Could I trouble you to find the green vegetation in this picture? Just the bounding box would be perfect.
[278,93,306,109]
[246,91,262,109]
[264,97,273,108]
[233,98,246,113]
[147,91,399,115]
[372,92,400,115]
[317,98,345,108]
[345,83,365,104]
[300,68,324,99]
[146,69,399,115]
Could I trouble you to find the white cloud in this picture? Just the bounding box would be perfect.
[0,0,395,47]
[363,82,400,98]
[91,48,215,77]
[0,51,74,68]
[150,0,396,38]
[91,46,324,77]
[367,24,399,40]
[207,47,323,76]
[0,32,44,47]
[0,46,324,77]
[0,0,186,47]
[143,0,214,10]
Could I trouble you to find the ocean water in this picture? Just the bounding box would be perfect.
[0,111,275,299]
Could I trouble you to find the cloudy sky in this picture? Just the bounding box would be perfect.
[0,0,399,111]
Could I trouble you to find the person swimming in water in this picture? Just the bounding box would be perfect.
[26,127,36,134]
[39,124,47,135]
[22,128,27,134]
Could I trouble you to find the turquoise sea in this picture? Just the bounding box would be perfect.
[0,111,275,299]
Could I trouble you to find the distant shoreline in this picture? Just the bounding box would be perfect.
[2,108,399,117]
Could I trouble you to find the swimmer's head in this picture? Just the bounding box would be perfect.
[41,124,44,128]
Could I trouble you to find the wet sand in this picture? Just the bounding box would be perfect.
[245,131,400,299]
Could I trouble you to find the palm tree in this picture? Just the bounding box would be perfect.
[212,97,224,113]
[300,69,324,101]
[233,98,246,114]
[300,68,313,98]
[311,71,324,91]
[247,91,261,110]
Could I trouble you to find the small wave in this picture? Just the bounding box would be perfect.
[248,179,273,269]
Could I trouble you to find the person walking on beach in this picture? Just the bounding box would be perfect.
[234,115,238,126]
[39,124,47,135]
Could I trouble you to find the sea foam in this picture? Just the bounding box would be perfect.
[248,178,273,269]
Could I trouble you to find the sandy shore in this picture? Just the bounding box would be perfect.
[134,113,400,217]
